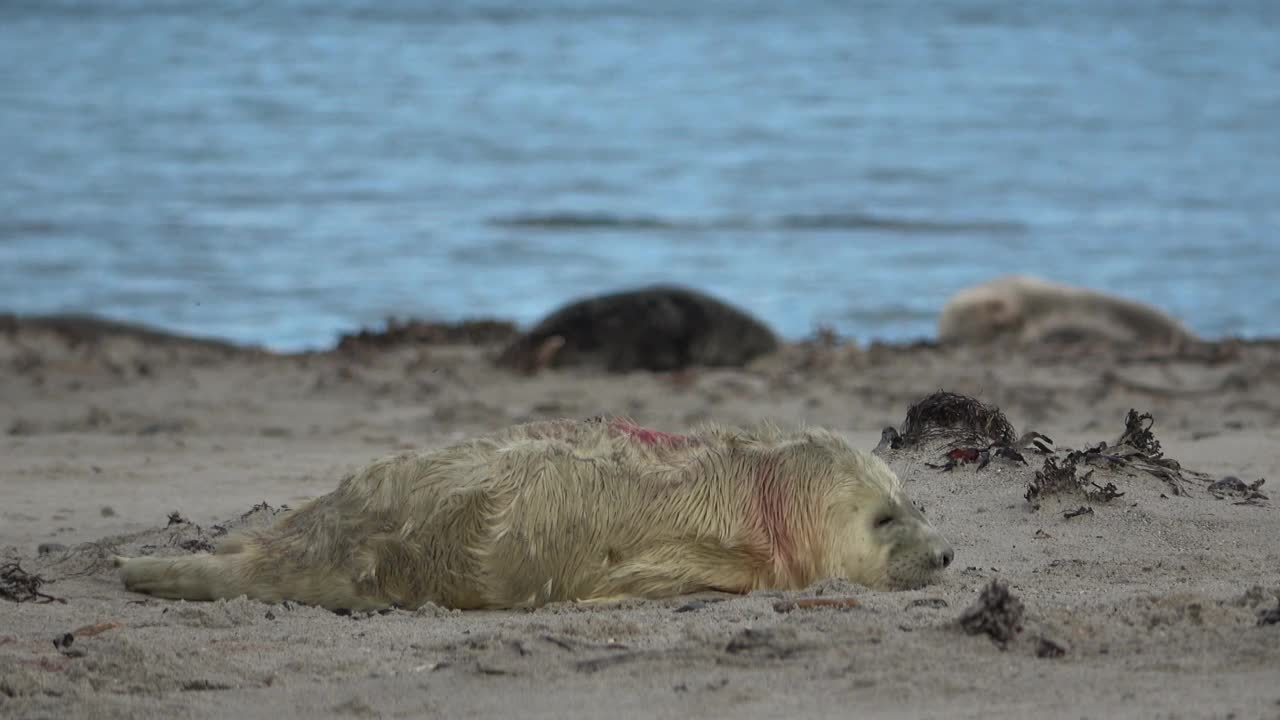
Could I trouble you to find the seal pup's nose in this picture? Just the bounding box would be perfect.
[932,546,954,569]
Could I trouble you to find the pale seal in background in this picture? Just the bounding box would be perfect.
[938,275,1197,346]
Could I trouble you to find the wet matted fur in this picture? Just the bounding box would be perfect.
[116,418,953,611]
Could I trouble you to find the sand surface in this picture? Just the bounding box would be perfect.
[2,320,1279,719]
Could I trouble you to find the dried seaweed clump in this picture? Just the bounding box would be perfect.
[898,391,1016,447]
[1024,454,1123,508]
[1025,408,1207,508]
[1104,409,1205,496]
[957,579,1024,649]
[1116,410,1161,457]
[1,561,64,604]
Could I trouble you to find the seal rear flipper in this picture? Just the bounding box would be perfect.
[115,551,392,611]
[116,554,237,602]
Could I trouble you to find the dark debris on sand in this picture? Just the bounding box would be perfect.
[239,501,288,520]
[957,579,1024,649]
[1,561,65,604]
[723,627,811,660]
[1062,505,1095,519]
[1035,636,1069,658]
[1208,476,1269,505]
[178,538,217,553]
[336,318,519,352]
[167,502,287,553]
[1025,409,1209,508]
[1259,605,1280,627]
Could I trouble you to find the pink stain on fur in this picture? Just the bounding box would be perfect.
[751,458,796,584]
[608,419,694,448]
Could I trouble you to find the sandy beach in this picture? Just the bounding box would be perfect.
[2,318,1278,719]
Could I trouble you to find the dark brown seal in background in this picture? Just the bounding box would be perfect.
[495,285,780,373]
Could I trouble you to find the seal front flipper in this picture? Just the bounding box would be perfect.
[594,540,764,601]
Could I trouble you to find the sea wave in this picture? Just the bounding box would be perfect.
[489,213,681,230]
[489,212,1024,235]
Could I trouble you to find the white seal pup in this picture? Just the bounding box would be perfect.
[117,418,953,611]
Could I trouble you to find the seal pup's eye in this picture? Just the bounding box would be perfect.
[874,513,896,529]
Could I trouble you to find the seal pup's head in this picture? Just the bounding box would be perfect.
[820,445,953,590]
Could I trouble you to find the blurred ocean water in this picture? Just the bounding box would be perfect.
[1,0,1277,350]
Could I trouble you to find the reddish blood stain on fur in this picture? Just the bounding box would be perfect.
[608,419,694,448]
[751,458,796,582]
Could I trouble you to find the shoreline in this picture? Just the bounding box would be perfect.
[6,310,1278,358]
